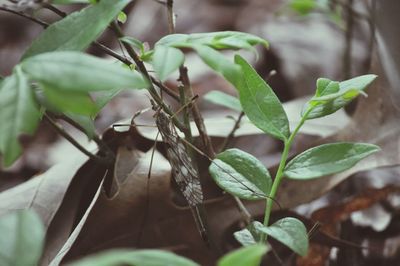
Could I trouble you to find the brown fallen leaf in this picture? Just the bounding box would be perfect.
[54,146,219,265]
[40,129,123,265]
[0,151,88,228]
[44,139,268,265]
[297,185,400,266]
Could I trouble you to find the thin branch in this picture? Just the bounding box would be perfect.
[220,112,245,152]
[178,85,195,144]
[0,6,48,27]
[43,2,67,17]
[343,0,354,79]
[165,0,216,157]
[91,42,180,101]
[179,67,215,157]
[58,114,115,160]
[44,114,112,164]
[166,0,195,150]
[110,21,187,132]
[151,78,180,101]
[364,0,376,72]
[233,196,252,225]
[166,0,175,34]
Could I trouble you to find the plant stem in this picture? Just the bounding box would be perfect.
[261,111,310,242]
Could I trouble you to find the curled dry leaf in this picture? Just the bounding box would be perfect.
[46,141,267,265]
[52,147,210,264]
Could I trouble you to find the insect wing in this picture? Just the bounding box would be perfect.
[156,111,203,206]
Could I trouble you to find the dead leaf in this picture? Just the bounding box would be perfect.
[297,185,400,266]
[0,152,88,228]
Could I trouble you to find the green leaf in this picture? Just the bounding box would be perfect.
[209,148,272,200]
[120,36,145,53]
[51,0,90,5]
[289,0,317,15]
[22,0,130,59]
[21,51,148,92]
[191,44,241,85]
[315,78,339,97]
[0,210,45,266]
[53,0,90,3]
[0,68,40,166]
[256,217,308,256]
[152,45,184,81]
[233,228,257,247]
[41,84,99,116]
[234,55,289,141]
[68,249,199,266]
[65,113,96,139]
[203,90,242,112]
[217,245,268,266]
[284,142,380,180]
[117,11,127,24]
[156,31,268,50]
[304,74,377,119]
[156,34,190,47]
[93,89,122,111]
[154,31,268,84]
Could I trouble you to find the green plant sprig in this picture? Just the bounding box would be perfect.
[261,107,311,242]
[208,54,379,256]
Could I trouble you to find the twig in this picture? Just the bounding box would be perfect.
[178,85,195,144]
[343,0,354,79]
[179,66,216,157]
[166,0,216,157]
[59,114,115,160]
[151,78,180,101]
[233,196,252,225]
[364,0,376,72]
[44,114,111,164]
[165,0,196,151]
[220,112,245,152]
[43,2,67,17]
[0,6,48,27]
[110,21,187,132]
[166,0,175,34]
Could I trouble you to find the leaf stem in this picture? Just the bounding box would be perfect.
[261,110,310,242]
